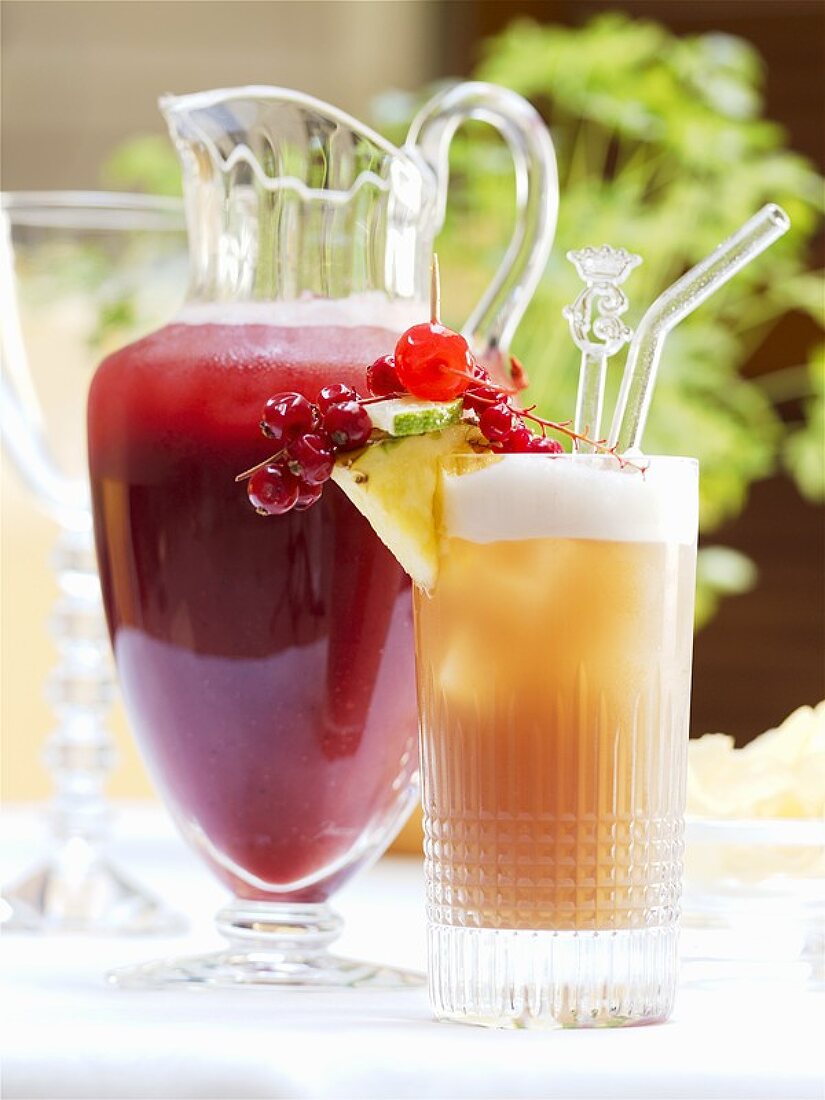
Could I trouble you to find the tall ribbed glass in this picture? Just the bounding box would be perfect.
[414,454,698,1028]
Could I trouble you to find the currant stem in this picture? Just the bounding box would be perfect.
[459,388,644,470]
[235,449,286,482]
[445,367,482,384]
[521,410,643,470]
[430,254,441,325]
[358,393,403,407]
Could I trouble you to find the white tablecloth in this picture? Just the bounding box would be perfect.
[2,805,823,1100]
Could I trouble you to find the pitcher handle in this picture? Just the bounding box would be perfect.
[405,81,558,381]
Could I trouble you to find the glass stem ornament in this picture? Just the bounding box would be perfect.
[563,245,641,451]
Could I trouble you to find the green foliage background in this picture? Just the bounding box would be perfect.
[105,14,824,627]
[373,15,825,625]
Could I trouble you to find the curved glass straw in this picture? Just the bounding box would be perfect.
[608,204,790,453]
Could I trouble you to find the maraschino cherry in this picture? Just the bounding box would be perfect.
[393,257,476,402]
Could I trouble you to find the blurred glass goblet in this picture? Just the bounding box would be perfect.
[1,192,188,933]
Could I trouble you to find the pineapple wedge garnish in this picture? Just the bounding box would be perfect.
[331,424,478,589]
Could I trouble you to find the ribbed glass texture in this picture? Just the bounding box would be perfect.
[427,926,678,1028]
[162,89,429,304]
[415,491,697,1028]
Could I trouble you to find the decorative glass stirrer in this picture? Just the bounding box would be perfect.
[563,246,642,451]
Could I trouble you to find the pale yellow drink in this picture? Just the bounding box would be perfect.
[414,453,698,1027]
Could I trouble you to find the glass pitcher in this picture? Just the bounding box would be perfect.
[90,83,558,989]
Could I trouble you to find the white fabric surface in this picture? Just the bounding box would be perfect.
[2,804,823,1100]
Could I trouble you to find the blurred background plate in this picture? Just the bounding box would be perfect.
[682,815,825,988]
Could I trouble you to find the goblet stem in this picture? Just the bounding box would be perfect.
[1,523,184,935]
[109,897,424,988]
[45,525,116,842]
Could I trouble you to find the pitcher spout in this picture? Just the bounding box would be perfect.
[161,85,430,305]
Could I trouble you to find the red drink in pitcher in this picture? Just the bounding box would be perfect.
[92,84,555,988]
[89,303,419,901]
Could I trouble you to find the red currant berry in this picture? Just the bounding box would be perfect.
[527,436,564,454]
[261,392,316,445]
[394,322,475,401]
[366,355,404,398]
[463,382,510,416]
[286,431,335,485]
[503,424,535,453]
[323,400,373,451]
[293,480,324,511]
[247,463,299,515]
[317,383,357,413]
[479,402,518,443]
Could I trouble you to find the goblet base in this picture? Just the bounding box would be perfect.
[107,898,424,989]
[1,837,185,936]
[108,950,423,989]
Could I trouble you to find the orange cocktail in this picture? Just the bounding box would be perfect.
[415,453,698,1028]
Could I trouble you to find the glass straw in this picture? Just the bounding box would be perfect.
[608,203,790,453]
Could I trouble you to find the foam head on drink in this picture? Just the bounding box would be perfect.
[416,453,698,934]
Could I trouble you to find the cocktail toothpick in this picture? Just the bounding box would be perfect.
[563,245,641,452]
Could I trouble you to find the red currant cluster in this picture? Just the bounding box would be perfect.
[242,318,566,516]
[245,384,372,516]
[371,322,563,453]
[463,382,564,454]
